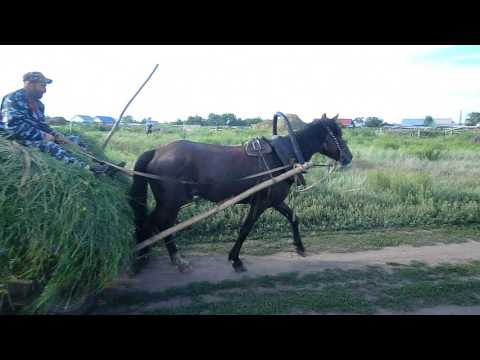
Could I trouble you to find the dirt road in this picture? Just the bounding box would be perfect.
[99,240,480,315]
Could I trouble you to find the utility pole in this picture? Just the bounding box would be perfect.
[459,110,463,125]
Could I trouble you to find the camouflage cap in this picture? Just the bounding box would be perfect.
[23,72,53,84]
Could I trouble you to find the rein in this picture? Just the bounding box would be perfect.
[61,138,334,185]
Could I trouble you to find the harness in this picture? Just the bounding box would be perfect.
[321,121,349,165]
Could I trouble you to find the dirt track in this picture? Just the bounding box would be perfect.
[101,240,480,315]
[115,240,480,292]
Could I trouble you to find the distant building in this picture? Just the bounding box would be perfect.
[70,115,94,124]
[93,116,116,124]
[401,119,426,127]
[433,118,456,128]
[338,118,354,128]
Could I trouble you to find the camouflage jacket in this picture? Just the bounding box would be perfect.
[0,88,57,140]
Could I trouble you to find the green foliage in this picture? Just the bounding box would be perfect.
[465,112,480,126]
[424,116,434,127]
[364,117,384,128]
[408,144,444,161]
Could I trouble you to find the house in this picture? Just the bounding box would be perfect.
[338,118,354,128]
[433,118,456,128]
[70,115,94,124]
[401,119,426,127]
[93,116,116,124]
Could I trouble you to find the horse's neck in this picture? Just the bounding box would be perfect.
[295,125,327,161]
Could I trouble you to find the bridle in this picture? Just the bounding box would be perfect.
[323,123,349,165]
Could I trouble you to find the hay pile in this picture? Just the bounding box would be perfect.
[0,137,135,313]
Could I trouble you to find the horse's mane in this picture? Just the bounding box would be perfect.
[297,117,342,143]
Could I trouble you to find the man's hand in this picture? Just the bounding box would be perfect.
[44,133,56,142]
[54,134,67,144]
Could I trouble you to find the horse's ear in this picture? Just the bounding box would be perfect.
[321,113,327,120]
[333,114,339,121]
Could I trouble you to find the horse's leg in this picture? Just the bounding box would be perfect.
[228,196,267,272]
[147,205,192,273]
[273,201,306,257]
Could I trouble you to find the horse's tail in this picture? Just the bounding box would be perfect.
[129,149,156,244]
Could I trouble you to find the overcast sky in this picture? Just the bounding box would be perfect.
[1,45,479,123]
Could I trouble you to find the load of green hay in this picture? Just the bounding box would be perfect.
[0,137,135,313]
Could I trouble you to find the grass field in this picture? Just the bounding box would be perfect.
[65,124,480,247]
[2,123,480,313]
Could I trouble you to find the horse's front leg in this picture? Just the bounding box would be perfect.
[168,239,192,273]
[273,201,306,257]
[228,196,267,272]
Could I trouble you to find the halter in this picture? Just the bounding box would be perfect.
[323,123,349,164]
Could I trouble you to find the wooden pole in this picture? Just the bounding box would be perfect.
[102,64,159,150]
[134,161,313,253]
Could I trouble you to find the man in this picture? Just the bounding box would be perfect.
[1,72,122,174]
[146,122,153,135]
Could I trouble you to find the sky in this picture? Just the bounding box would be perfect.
[1,45,479,124]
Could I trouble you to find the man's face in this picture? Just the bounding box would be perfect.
[24,81,47,99]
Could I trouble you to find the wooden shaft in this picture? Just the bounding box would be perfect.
[102,64,159,150]
[134,161,313,253]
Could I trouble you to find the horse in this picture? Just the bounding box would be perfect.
[129,114,353,273]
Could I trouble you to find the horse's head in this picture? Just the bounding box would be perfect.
[313,114,353,166]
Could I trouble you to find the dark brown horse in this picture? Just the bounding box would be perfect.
[129,114,353,272]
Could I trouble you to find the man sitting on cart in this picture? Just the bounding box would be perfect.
[1,71,124,175]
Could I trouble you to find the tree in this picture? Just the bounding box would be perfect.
[121,115,134,124]
[221,113,237,126]
[244,117,263,126]
[207,113,223,127]
[364,117,384,128]
[465,112,480,126]
[185,115,204,125]
[424,115,434,127]
[353,117,364,127]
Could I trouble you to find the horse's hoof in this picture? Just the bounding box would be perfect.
[296,249,307,257]
[233,263,247,273]
[132,256,150,275]
[177,263,193,273]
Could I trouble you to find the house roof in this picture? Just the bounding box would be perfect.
[401,119,425,126]
[434,118,455,125]
[94,116,115,123]
[71,115,94,121]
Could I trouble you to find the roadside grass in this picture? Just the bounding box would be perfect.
[95,260,480,315]
[152,225,480,257]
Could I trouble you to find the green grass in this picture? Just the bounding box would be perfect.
[156,225,480,257]
[2,124,480,313]
[95,260,480,315]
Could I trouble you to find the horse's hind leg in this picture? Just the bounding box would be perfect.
[228,195,267,272]
[147,206,192,273]
[273,201,306,257]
